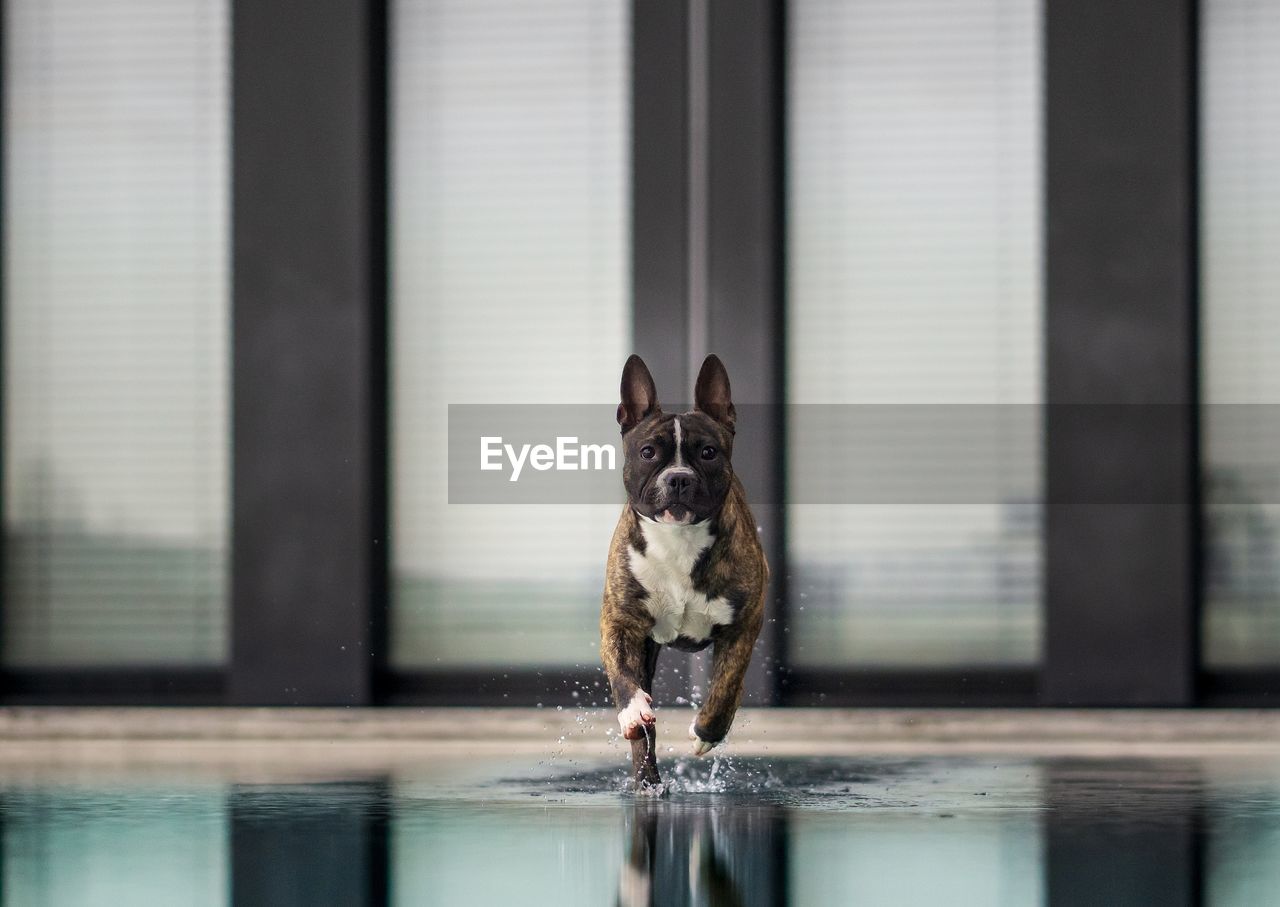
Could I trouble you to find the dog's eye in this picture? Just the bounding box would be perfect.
[701,446,717,460]
[640,445,656,460]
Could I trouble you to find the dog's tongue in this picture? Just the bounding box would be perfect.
[660,505,693,524]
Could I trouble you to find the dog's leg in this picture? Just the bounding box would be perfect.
[626,639,662,788]
[690,619,760,756]
[604,620,662,787]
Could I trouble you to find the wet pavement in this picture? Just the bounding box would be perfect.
[2,750,1279,905]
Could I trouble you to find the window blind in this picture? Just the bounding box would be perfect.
[390,0,629,668]
[786,0,1042,667]
[3,0,229,666]
[1201,0,1280,668]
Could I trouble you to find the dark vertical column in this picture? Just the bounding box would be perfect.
[706,0,785,703]
[230,782,389,907]
[1045,760,1204,907]
[1043,0,1199,704]
[0,0,8,683]
[632,0,690,390]
[631,0,784,705]
[632,0,694,704]
[0,0,6,680]
[231,0,387,704]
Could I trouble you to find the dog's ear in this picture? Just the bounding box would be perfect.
[618,354,660,434]
[694,354,736,433]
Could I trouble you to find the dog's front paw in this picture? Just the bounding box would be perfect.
[618,690,656,740]
[689,719,720,756]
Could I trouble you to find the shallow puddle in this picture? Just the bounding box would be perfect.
[2,753,1278,904]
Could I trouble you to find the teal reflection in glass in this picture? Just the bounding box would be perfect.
[392,804,621,905]
[1,788,227,906]
[389,757,1043,906]
[790,814,1043,906]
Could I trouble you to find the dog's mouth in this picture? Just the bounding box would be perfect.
[657,504,695,525]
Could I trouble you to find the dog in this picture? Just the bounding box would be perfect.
[600,353,768,788]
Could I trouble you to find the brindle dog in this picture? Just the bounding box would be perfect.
[600,354,768,789]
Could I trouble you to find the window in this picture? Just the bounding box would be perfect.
[390,0,630,669]
[1201,0,1280,670]
[3,0,229,666]
[786,0,1042,668]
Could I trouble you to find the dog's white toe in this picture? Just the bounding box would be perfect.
[618,690,656,739]
[688,719,718,755]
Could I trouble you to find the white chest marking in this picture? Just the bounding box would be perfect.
[628,517,735,644]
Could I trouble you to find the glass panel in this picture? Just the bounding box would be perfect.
[786,0,1042,668]
[3,0,229,666]
[390,0,629,668]
[1201,0,1280,668]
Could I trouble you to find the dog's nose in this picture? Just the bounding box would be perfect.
[663,468,695,493]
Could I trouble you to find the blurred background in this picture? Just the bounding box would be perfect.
[4,2,1280,905]
[0,0,1275,709]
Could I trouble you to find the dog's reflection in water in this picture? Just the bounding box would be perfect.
[617,801,785,907]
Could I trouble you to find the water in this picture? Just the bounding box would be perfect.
[1,753,1278,904]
